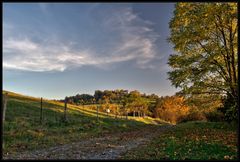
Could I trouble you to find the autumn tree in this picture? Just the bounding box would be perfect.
[108,104,120,118]
[168,3,238,121]
[155,96,190,124]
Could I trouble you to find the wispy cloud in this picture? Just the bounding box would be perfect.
[4,38,37,52]
[3,5,160,72]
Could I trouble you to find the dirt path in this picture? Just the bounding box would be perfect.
[3,125,173,160]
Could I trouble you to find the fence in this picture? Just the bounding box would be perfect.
[2,94,137,125]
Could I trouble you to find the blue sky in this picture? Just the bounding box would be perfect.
[3,3,179,99]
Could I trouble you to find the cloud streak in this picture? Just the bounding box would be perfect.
[3,5,160,72]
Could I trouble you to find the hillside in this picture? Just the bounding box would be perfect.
[2,90,169,156]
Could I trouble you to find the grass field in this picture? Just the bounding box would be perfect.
[122,121,238,160]
[2,90,167,155]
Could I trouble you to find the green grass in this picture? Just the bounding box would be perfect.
[122,121,238,160]
[2,90,164,155]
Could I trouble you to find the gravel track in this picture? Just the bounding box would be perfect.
[3,125,173,160]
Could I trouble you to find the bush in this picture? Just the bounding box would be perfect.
[178,111,207,123]
[218,95,238,122]
[159,110,177,124]
[204,111,225,122]
[155,96,190,124]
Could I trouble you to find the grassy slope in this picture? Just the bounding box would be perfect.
[122,121,238,160]
[2,90,167,155]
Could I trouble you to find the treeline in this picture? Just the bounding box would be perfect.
[59,90,225,124]
[62,89,159,104]
[60,89,159,117]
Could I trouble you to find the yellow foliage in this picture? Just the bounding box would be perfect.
[155,96,190,124]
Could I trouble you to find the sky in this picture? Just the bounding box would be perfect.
[3,3,179,99]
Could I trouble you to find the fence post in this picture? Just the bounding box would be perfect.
[2,92,8,149]
[64,98,67,122]
[2,93,8,123]
[97,105,99,122]
[40,97,43,124]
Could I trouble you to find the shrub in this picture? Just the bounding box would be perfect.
[218,95,238,122]
[204,111,225,122]
[178,111,207,123]
[155,96,190,124]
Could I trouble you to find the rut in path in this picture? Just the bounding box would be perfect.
[4,125,173,160]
